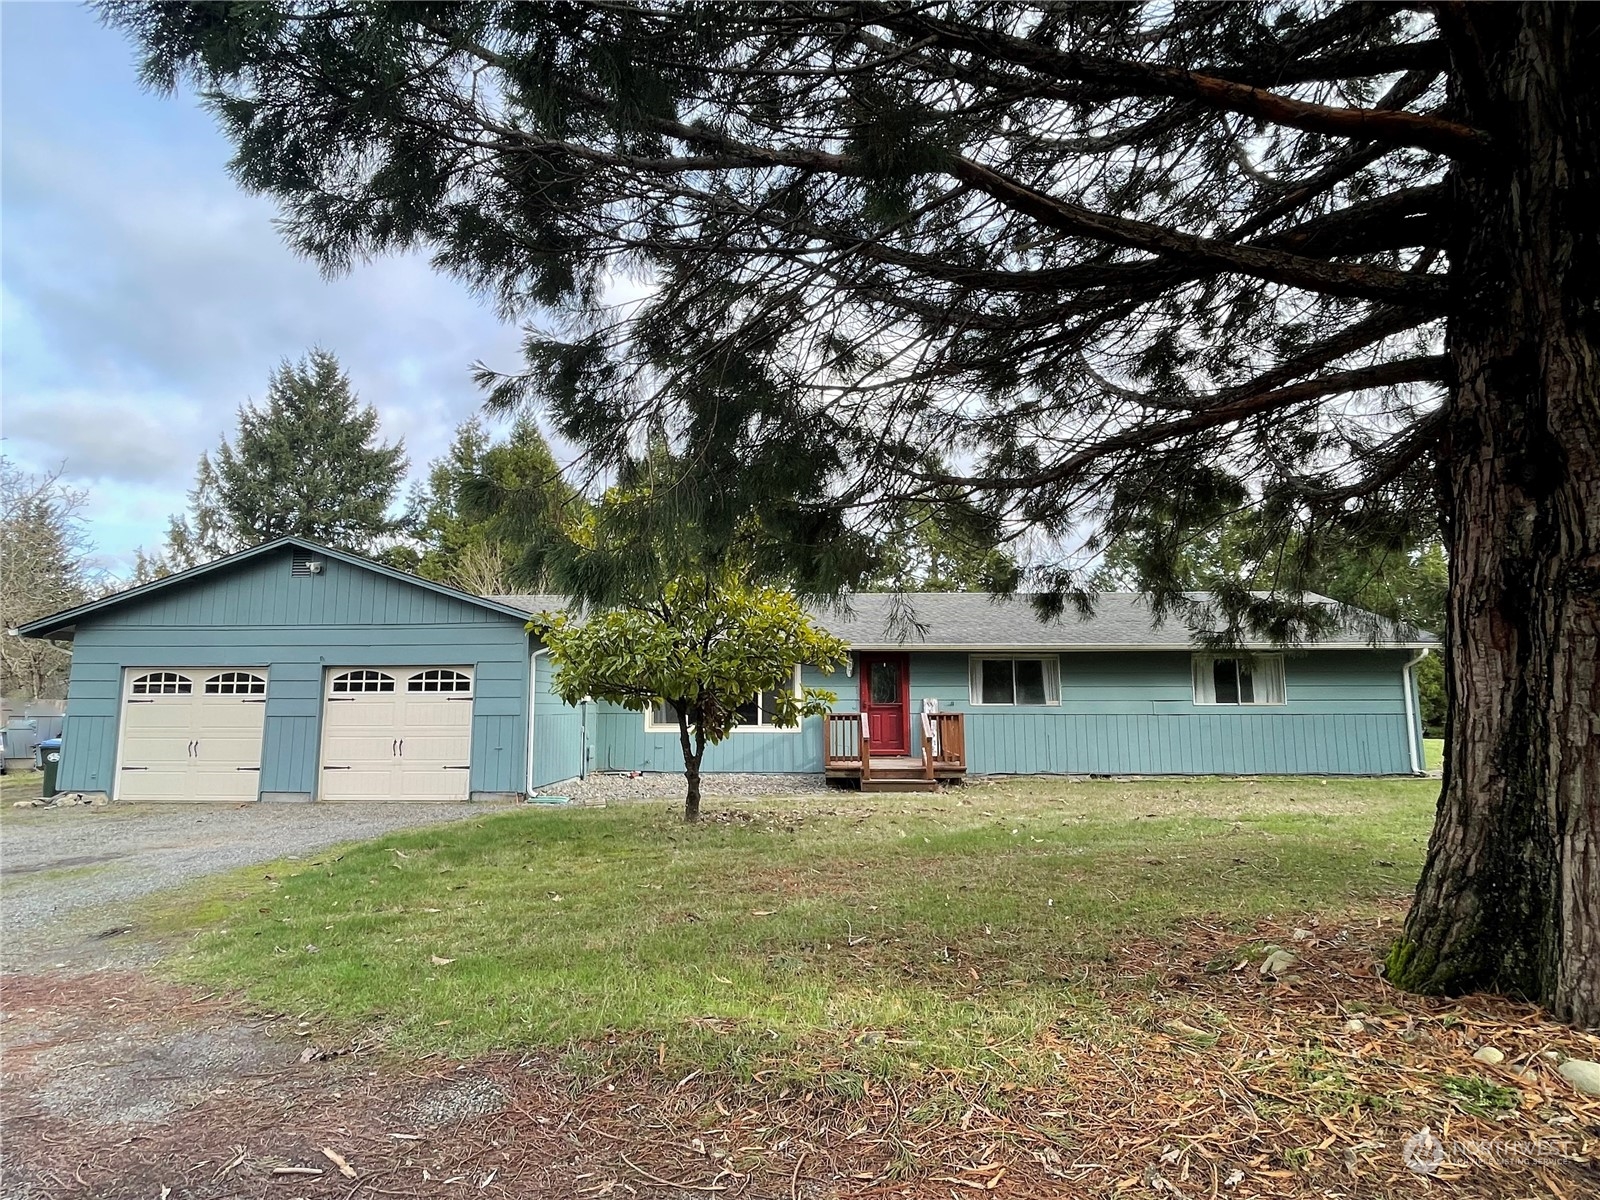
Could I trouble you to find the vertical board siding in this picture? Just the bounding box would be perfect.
[586,649,1415,777]
[531,655,584,787]
[925,649,1414,775]
[58,547,531,798]
[590,663,844,774]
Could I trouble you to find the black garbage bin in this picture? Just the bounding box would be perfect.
[36,737,62,798]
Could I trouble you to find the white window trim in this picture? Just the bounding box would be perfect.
[643,666,806,734]
[966,655,1062,707]
[1191,654,1288,706]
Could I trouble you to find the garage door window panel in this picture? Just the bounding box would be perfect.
[205,671,266,696]
[408,669,472,694]
[131,671,193,696]
[331,669,396,694]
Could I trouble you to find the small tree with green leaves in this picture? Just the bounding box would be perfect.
[533,574,847,821]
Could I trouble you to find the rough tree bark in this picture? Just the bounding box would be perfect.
[1392,4,1600,1025]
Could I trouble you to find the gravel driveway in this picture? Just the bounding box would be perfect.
[0,801,492,971]
[1,772,840,973]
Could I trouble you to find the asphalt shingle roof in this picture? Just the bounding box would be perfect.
[490,591,1436,650]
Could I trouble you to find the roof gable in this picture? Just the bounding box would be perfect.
[16,537,535,639]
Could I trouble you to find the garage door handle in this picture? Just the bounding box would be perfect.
[392,739,399,757]
[398,739,404,757]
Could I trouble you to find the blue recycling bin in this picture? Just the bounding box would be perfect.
[35,737,62,797]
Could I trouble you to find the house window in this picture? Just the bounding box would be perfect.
[131,671,192,695]
[204,671,266,695]
[967,656,1060,706]
[1192,655,1286,705]
[646,667,803,732]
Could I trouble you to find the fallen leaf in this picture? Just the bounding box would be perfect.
[271,1166,323,1177]
[430,955,455,966]
[752,910,776,917]
[321,1148,357,1179]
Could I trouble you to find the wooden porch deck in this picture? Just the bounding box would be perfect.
[823,712,966,792]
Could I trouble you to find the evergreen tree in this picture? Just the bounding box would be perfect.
[108,4,1600,1020]
[862,498,1019,595]
[407,415,571,593]
[1099,519,1448,734]
[166,349,406,565]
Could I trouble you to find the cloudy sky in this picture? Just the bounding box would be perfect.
[2,3,534,573]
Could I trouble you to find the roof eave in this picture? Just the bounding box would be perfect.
[15,536,535,638]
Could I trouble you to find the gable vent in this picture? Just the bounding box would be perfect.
[291,552,323,577]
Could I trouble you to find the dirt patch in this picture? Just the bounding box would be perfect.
[1,853,128,878]
[5,919,1600,1199]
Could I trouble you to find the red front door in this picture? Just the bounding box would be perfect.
[859,654,910,755]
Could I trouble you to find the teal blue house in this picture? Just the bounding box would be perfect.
[18,537,1434,803]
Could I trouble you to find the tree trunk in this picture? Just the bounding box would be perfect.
[1392,4,1600,1025]
[676,714,704,822]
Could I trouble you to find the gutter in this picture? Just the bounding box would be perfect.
[527,648,547,795]
[1402,648,1429,775]
[838,641,1439,653]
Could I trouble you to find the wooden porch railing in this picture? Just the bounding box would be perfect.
[823,711,966,780]
[824,712,862,767]
[924,711,966,770]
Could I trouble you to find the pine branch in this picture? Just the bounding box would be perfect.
[880,10,1488,157]
[934,356,1450,492]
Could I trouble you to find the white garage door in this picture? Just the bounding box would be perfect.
[118,670,267,802]
[319,668,474,800]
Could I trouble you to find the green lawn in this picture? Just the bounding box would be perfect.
[1,769,45,812]
[1424,737,1445,772]
[154,775,1437,1081]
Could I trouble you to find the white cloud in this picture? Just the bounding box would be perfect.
[0,3,546,574]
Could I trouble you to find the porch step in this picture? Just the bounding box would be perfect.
[860,778,941,793]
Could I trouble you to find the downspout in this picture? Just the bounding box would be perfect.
[1402,648,1428,776]
[527,648,547,796]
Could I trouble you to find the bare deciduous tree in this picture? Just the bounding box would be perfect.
[0,460,97,699]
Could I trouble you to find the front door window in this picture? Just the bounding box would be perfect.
[870,660,900,705]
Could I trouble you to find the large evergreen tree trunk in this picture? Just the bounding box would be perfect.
[1394,5,1600,1025]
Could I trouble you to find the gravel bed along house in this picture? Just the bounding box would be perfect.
[542,770,839,806]
[0,801,494,971]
